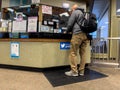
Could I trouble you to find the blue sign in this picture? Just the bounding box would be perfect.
[60,42,70,50]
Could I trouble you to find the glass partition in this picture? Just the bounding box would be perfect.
[116,0,120,15]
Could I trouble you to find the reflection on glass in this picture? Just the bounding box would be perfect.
[116,0,120,15]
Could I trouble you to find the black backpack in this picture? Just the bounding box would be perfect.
[76,12,97,33]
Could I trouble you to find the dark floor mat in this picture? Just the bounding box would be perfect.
[43,67,108,87]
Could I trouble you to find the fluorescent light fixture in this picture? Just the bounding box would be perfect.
[117,9,120,12]
[62,3,70,9]
[19,5,30,8]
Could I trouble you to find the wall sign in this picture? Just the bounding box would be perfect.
[28,17,38,32]
[12,20,27,32]
[10,42,20,58]
[60,42,70,50]
[42,5,52,15]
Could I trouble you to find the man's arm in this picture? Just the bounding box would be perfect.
[66,11,76,33]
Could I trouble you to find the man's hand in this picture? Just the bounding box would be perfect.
[63,31,72,34]
[63,31,67,34]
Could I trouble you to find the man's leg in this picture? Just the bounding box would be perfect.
[79,40,88,76]
[69,42,79,73]
[65,34,82,76]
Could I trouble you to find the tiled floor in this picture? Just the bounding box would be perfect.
[0,66,120,90]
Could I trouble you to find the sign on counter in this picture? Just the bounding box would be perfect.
[60,42,70,50]
[10,42,20,58]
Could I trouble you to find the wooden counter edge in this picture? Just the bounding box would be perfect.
[0,38,70,42]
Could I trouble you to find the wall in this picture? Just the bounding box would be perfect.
[1,0,9,8]
[41,0,86,10]
[9,0,21,6]
[1,0,86,10]
[109,0,120,60]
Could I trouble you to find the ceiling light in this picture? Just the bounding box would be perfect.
[62,3,70,9]
[19,5,30,8]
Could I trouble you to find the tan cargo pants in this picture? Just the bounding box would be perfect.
[69,32,88,73]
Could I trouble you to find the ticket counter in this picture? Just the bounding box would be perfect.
[0,38,91,68]
[0,4,91,68]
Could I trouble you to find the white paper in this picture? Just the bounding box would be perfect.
[27,17,38,32]
[12,20,27,32]
[40,25,50,32]
[11,42,19,58]
[1,20,8,28]
[44,21,47,25]
[54,29,62,33]
[48,21,53,25]
[59,12,69,17]
[42,5,52,15]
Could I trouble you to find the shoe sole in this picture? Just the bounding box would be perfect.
[65,73,79,77]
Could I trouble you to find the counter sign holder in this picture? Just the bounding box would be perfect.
[10,42,20,58]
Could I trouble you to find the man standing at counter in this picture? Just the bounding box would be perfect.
[65,4,88,76]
